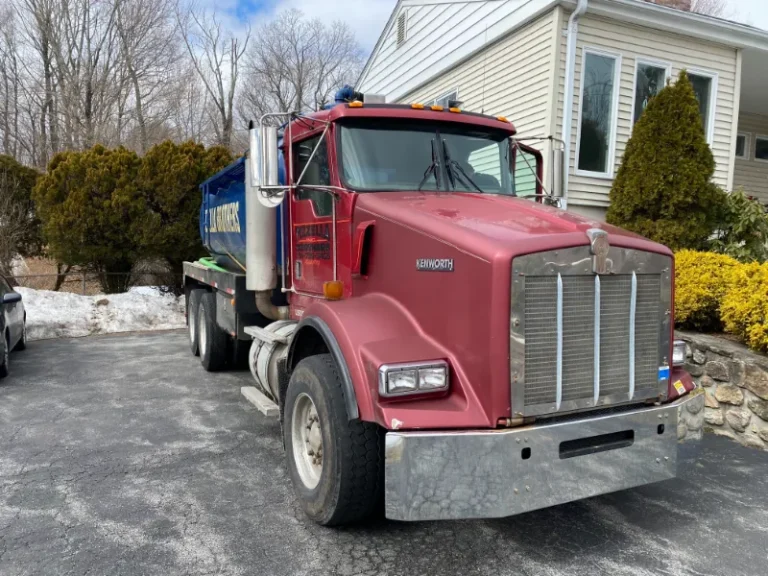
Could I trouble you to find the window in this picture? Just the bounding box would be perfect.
[688,71,716,142]
[633,61,669,124]
[338,119,515,195]
[396,11,407,47]
[755,136,768,162]
[429,90,458,109]
[293,134,333,216]
[576,49,620,176]
[735,133,749,160]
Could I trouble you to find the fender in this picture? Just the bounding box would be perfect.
[288,294,493,430]
[288,316,359,421]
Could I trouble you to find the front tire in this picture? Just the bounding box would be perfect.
[14,318,26,351]
[198,292,228,372]
[284,354,383,526]
[188,289,203,356]
[0,332,10,378]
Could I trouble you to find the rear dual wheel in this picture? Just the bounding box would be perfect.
[284,354,383,526]
[188,289,203,356]
[198,291,228,372]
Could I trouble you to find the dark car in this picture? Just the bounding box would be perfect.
[0,276,26,377]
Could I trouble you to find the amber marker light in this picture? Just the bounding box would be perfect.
[449,107,461,113]
[323,280,344,300]
[411,103,425,109]
[348,101,363,108]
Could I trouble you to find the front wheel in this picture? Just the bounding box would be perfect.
[0,332,9,378]
[283,354,383,526]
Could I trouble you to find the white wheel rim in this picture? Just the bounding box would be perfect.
[189,305,197,345]
[291,393,323,489]
[198,304,207,356]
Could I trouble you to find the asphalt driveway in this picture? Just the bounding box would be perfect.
[0,332,766,576]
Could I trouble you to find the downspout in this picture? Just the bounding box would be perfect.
[560,0,589,210]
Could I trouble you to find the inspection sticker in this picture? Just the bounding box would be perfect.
[673,380,686,395]
[658,366,670,381]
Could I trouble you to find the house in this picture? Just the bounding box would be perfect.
[356,0,768,220]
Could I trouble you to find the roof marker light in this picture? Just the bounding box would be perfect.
[431,105,444,111]
[449,107,461,113]
[348,100,363,108]
[411,103,425,109]
[497,115,509,123]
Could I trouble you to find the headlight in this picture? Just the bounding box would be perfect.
[379,361,449,397]
[672,340,687,367]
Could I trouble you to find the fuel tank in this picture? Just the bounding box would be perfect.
[199,155,284,273]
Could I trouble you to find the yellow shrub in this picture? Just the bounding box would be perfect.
[721,262,768,353]
[674,250,739,331]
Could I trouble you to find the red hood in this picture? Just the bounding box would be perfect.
[354,191,671,260]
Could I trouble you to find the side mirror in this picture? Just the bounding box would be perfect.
[249,121,283,208]
[3,292,21,304]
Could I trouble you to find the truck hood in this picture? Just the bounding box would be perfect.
[354,191,671,261]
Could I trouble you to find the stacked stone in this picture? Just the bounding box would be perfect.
[678,331,768,450]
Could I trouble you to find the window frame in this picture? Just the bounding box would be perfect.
[631,57,671,129]
[429,88,459,108]
[574,47,622,179]
[754,134,768,164]
[686,68,718,145]
[735,132,750,160]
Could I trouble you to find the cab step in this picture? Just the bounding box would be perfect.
[241,386,279,418]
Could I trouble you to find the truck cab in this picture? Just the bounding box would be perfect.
[184,93,702,526]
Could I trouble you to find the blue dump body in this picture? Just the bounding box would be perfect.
[199,155,284,273]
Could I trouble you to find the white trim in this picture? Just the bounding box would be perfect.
[682,68,718,146]
[735,132,750,160]
[727,49,743,191]
[574,46,622,179]
[630,58,671,128]
[754,134,768,163]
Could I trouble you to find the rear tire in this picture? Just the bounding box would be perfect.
[198,292,228,372]
[283,354,383,526]
[188,289,203,356]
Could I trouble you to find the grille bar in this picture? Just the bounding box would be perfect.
[556,273,563,411]
[593,275,601,405]
[629,272,637,400]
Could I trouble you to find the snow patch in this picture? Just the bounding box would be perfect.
[17,287,185,341]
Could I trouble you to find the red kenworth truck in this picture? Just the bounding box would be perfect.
[183,87,699,526]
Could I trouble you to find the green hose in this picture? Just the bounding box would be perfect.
[197,257,231,273]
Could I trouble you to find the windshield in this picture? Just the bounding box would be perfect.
[338,119,518,194]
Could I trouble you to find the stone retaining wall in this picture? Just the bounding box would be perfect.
[677,331,768,449]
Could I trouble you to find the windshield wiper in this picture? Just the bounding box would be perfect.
[442,140,484,193]
[417,139,442,191]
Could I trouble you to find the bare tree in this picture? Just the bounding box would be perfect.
[645,0,731,18]
[176,2,249,148]
[240,9,364,121]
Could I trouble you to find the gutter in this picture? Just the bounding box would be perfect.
[560,0,588,210]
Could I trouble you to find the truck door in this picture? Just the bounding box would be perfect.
[290,132,338,296]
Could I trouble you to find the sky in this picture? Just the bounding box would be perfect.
[205,0,768,56]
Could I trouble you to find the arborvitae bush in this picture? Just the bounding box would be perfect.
[607,71,727,250]
[139,141,233,284]
[32,146,147,293]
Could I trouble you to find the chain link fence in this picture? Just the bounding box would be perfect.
[10,271,181,296]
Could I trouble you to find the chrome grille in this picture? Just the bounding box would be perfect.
[522,273,661,412]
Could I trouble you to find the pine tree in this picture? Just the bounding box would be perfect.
[606,70,727,250]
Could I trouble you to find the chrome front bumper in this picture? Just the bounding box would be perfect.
[384,394,702,521]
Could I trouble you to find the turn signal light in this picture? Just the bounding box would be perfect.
[348,100,363,108]
[411,103,425,109]
[323,280,344,300]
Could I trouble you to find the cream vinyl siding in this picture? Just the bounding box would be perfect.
[557,15,739,208]
[400,11,558,157]
[733,112,768,202]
